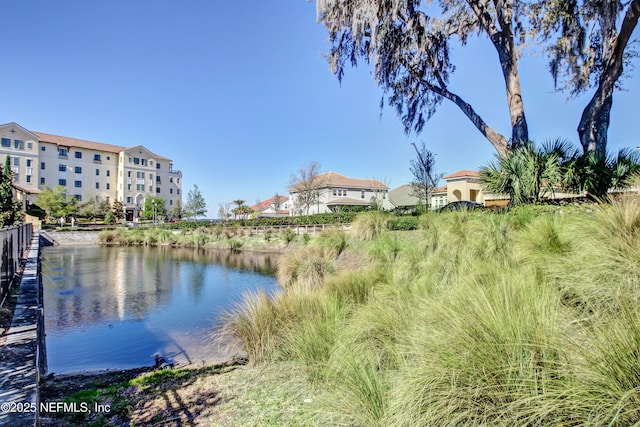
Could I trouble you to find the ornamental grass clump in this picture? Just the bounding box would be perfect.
[96,229,123,245]
[316,227,348,256]
[350,211,389,241]
[278,293,346,382]
[219,290,281,364]
[277,246,337,290]
[385,269,567,426]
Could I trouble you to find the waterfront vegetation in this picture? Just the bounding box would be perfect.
[219,197,640,426]
[49,196,640,425]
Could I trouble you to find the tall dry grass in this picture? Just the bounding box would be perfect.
[350,211,389,241]
[276,245,337,290]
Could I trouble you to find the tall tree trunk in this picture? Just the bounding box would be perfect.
[578,0,640,154]
[502,57,528,148]
[491,31,528,149]
[482,2,529,149]
[577,93,612,156]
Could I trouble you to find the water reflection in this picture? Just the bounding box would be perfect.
[42,246,279,373]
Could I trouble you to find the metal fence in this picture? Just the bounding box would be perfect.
[0,223,33,304]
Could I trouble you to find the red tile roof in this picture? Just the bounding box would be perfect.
[34,132,127,153]
[442,170,480,180]
[433,185,447,194]
[251,195,289,212]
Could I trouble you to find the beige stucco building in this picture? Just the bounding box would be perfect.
[0,122,182,220]
[442,169,484,203]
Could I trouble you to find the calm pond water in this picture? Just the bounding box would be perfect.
[42,245,280,373]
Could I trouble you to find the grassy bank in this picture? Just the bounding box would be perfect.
[46,201,640,425]
[221,200,640,426]
[95,224,307,252]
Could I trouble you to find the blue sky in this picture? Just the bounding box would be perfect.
[2,1,638,216]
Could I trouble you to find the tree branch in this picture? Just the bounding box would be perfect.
[401,58,509,155]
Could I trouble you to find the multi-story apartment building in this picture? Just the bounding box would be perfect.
[0,122,182,221]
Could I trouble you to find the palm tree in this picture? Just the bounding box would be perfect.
[563,148,640,200]
[232,199,245,220]
[480,140,573,205]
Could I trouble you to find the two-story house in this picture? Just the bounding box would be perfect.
[289,171,388,215]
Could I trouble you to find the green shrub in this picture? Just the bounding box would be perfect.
[228,237,244,252]
[103,210,115,225]
[387,216,419,230]
[280,228,296,245]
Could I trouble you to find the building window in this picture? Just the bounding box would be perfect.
[26,159,32,167]
[75,151,82,159]
[156,176,160,182]
[127,184,131,191]
[94,154,101,161]
[170,200,173,206]
[141,159,147,166]
[75,180,82,188]
[177,189,180,195]
[58,148,68,157]
[156,187,160,193]
[107,156,110,160]
[96,169,100,176]
[106,183,110,190]
[96,182,100,189]
[133,157,140,165]
[128,157,132,163]
[170,188,173,194]
[26,175,32,183]
[361,190,365,199]
[12,157,19,166]
[74,166,82,174]
[74,195,82,201]
[27,142,32,150]
[150,160,154,166]
[14,140,24,149]
[59,164,67,172]
[127,171,131,177]
[41,162,45,170]
[59,179,67,186]
[156,162,161,169]
[1,138,10,147]
[40,177,45,185]
[106,170,110,177]
[149,186,152,192]
[126,196,132,203]
[169,177,173,183]
[41,146,46,151]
